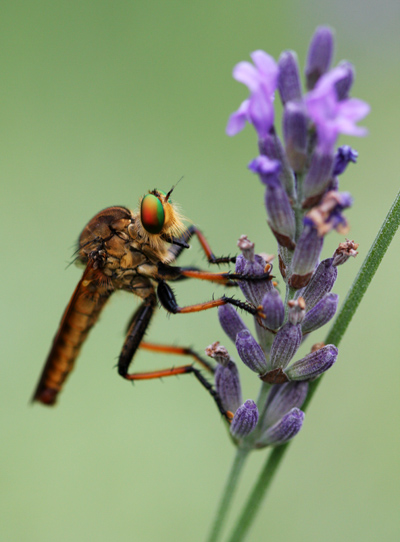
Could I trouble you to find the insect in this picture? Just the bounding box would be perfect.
[32,187,271,420]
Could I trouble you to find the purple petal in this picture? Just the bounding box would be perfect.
[250,50,278,93]
[233,61,260,91]
[226,99,249,136]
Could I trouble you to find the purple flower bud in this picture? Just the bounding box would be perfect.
[236,330,269,374]
[301,258,338,310]
[302,293,338,334]
[263,381,309,428]
[235,236,273,305]
[332,239,359,266]
[333,145,358,176]
[288,297,306,325]
[261,288,285,330]
[334,61,355,101]
[289,222,323,289]
[230,399,259,439]
[215,360,242,413]
[278,50,302,105]
[286,344,338,381]
[283,101,308,172]
[218,304,249,345]
[258,407,305,447]
[249,156,296,250]
[269,323,302,370]
[305,26,335,90]
[302,149,334,203]
[258,130,295,198]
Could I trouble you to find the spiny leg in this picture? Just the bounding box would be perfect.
[157,280,264,318]
[119,300,231,422]
[157,262,273,286]
[124,365,233,422]
[140,342,215,373]
[166,224,237,265]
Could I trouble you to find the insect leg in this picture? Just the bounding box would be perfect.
[157,262,272,286]
[118,297,157,378]
[157,280,263,317]
[120,304,231,422]
[166,224,236,264]
[140,342,215,373]
[125,365,233,422]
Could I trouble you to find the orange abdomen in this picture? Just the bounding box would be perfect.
[33,267,113,405]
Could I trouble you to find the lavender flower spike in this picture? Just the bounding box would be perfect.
[257,408,305,447]
[249,156,296,249]
[305,66,370,154]
[302,293,339,334]
[218,304,249,345]
[278,50,302,105]
[286,344,338,381]
[305,26,334,90]
[230,400,259,439]
[236,330,269,374]
[226,50,278,138]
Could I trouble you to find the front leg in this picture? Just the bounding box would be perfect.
[157,281,264,318]
[166,224,237,264]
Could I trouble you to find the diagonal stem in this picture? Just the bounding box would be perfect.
[225,188,400,542]
[206,447,250,542]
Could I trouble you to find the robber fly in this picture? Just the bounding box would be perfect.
[32,187,271,421]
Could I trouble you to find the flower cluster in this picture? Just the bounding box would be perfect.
[209,27,368,447]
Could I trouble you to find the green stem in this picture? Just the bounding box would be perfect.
[227,445,289,542]
[206,447,251,542]
[226,188,400,542]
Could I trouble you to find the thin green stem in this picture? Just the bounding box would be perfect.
[226,445,289,542]
[206,447,250,542]
[225,188,400,542]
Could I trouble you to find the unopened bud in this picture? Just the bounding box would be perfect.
[302,293,338,334]
[230,400,259,439]
[235,330,269,374]
[215,360,242,413]
[286,344,338,381]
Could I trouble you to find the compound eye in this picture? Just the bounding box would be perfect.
[141,194,165,234]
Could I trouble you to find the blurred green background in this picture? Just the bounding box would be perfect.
[1,1,399,541]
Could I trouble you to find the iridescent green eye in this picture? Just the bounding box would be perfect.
[141,194,165,234]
